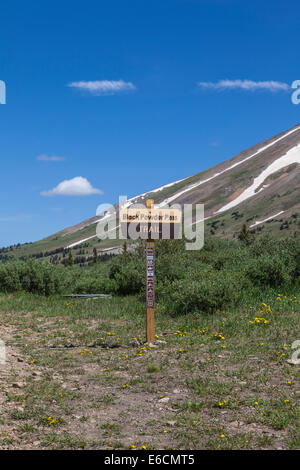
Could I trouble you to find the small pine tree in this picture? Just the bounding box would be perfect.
[93,247,98,264]
[238,223,252,244]
[68,250,74,267]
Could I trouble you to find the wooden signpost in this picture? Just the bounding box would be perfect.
[120,207,181,240]
[146,238,155,344]
[120,199,182,344]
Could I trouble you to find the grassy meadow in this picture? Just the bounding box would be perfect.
[0,237,299,450]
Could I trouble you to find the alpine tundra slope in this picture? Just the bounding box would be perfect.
[2,123,300,263]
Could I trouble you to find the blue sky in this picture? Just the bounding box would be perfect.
[1,0,300,246]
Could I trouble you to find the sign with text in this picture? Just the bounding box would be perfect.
[120,207,182,240]
[146,245,155,308]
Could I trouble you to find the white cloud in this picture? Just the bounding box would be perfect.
[37,154,65,161]
[67,80,136,95]
[197,79,290,92]
[41,177,103,197]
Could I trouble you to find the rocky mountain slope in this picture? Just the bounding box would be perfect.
[2,123,300,263]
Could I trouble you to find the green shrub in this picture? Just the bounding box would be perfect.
[109,255,145,295]
[245,254,293,288]
[158,268,249,315]
[0,235,299,311]
[0,260,74,295]
[73,275,116,294]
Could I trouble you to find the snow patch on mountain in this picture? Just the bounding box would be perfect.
[128,177,188,205]
[216,144,300,213]
[250,211,285,228]
[156,125,300,208]
[66,235,97,249]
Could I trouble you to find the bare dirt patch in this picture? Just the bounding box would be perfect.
[0,294,299,450]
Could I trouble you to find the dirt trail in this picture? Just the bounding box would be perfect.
[0,324,28,384]
[0,325,32,449]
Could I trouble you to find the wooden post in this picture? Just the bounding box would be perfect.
[146,199,155,344]
[119,200,181,344]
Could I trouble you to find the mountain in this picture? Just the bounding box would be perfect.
[2,123,300,264]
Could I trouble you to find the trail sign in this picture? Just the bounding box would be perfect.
[146,242,155,344]
[146,245,155,308]
[120,200,182,345]
[120,207,181,240]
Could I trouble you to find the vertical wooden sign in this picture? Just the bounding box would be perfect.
[120,199,182,344]
[146,199,155,344]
